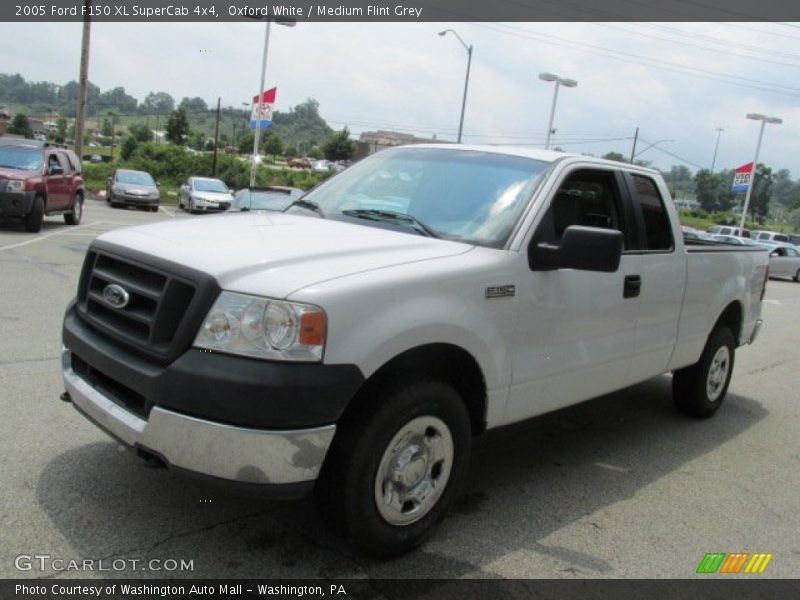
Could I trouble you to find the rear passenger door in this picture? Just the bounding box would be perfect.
[623,172,685,378]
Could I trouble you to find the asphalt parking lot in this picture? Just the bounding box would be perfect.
[1,199,798,579]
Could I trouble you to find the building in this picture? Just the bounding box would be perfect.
[358,130,446,155]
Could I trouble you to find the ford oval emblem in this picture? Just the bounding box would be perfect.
[102,283,130,309]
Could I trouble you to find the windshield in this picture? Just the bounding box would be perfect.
[116,170,155,186]
[296,147,550,247]
[0,148,43,171]
[194,178,229,193]
[235,189,301,211]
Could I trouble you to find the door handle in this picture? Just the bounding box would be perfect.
[623,275,641,298]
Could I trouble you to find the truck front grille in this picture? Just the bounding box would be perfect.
[75,244,219,364]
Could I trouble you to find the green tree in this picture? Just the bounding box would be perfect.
[748,163,774,222]
[127,122,153,142]
[771,169,796,208]
[7,113,33,137]
[166,107,190,145]
[238,130,255,154]
[141,91,175,115]
[120,135,138,161]
[262,133,283,161]
[602,151,627,163]
[322,127,355,161]
[55,117,68,143]
[187,130,206,151]
[179,96,209,112]
[101,118,113,138]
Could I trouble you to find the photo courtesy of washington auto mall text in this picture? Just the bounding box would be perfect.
[2,0,800,599]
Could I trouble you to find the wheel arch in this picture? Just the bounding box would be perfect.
[713,300,743,346]
[341,343,488,436]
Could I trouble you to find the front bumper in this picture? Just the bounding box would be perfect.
[0,190,35,217]
[62,346,336,491]
[192,201,230,212]
[111,193,159,206]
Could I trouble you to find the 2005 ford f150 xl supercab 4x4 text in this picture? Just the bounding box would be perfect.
[61,146,768,555]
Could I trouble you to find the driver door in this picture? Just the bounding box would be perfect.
[43,152,69,210]
[504,166,643,424]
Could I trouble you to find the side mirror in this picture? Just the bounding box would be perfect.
[156,182,161,188]
[530,225,623,273]
[106,177,112,185]
[49,165,64,176]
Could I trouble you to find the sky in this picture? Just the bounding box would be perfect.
[1,20,798,177]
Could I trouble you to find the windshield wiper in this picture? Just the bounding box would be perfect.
[341,209,438,238]
[286,199,325,217]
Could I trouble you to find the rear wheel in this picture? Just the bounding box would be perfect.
[64,194,83,225]
[794,269,800,283]
[673,327,735,418]
[315,380,471,556]
[23,195,44,233]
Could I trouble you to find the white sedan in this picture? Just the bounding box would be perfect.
[179,177,234,214]
[768,245,800,282]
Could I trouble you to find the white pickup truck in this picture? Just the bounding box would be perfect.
[61,145,769,556]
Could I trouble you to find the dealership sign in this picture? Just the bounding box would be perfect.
[250,87,277,130]
[732,162,754,193]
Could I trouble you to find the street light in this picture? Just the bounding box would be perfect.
[710,127,724,171]
[438,29,473,144]
[739,113,782,230]
[539,72,577,150]
[249,18,296,187]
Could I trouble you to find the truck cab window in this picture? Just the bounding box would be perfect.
[632,175,673,251]
[534,169,626,247]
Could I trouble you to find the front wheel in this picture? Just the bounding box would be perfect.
[673,327,735,418]
[23,195,44,233]
[794,269,800,283]
[64,194,82,225]
[315,380,471,556]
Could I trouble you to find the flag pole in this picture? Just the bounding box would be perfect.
[250,20,272,187]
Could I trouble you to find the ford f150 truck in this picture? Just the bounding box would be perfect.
[61,146,768,555]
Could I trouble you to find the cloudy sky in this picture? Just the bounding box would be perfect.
[2,20,798,176]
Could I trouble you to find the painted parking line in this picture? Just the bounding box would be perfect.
[0,221,107,252]
[159,205,175,217]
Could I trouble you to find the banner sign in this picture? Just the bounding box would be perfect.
[732,162,754,193]
[250,88,276,130]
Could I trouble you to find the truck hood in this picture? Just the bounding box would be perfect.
[96,212,473,298]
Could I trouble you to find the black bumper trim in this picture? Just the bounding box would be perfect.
[63,303,365,429]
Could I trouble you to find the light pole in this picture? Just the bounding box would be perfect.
[739,113,782,230]
[539,73,578,150]
[438,29,472,144]
[710,127,724,171]
[250,19,295,187]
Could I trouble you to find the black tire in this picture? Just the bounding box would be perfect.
[794,269,800,283]
[64,194,83,225]
[23,195,44,233]
[315,380,471,557]
[673,327,735,418]
[150,205,159,213]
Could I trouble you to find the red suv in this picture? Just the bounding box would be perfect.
[0,140,85,232]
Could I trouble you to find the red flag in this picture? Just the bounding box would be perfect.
[253,87,277,104]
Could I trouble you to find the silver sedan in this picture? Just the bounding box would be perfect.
[768,245,800,282]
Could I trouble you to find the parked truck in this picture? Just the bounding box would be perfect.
[61,145,769,555]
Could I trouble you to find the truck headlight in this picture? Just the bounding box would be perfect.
[194,292,326,362]
[6,180,24,193]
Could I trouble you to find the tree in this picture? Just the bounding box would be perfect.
[179,96,209,112]
[771,169,797,208]
[55,117,68,143]
[262,133,283,161]
[322,127,355,161]
[7,113,33,137]
[128,122,153,142]
[748,163,774,222]
[141,91,175,115]
[602,151,627,163]
[187,130,206,151]
[120,135,138,161]
[166,107,190,145]
[238,130,255,154]
[98,86,138,114]
[101,118,113,138]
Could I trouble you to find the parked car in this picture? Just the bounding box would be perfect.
[105,168,160,212]
[0,142,84,232]
[751,230,791,244]
[709,234,765,247]
[178,177,233,213]
[681,226,715,241]
[312,159,333,172]
[287,157,311,169]
[228,186,305,212]
[707,225,751,238]
[61,145,769,556]
[767,244,800,282]
[89,155,103,163]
